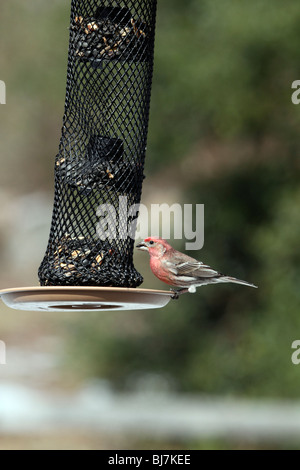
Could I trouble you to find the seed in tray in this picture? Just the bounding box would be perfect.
[74,16,83,24]
[67,264,76,271]
[56,156,65,167]
[95,254,104,264]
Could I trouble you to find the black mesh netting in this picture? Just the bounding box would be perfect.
[38,0,157,287]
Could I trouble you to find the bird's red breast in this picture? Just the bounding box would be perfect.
[149,256,177,286]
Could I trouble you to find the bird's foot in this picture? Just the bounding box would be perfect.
[171,291,179,300]
[170,288,190,300]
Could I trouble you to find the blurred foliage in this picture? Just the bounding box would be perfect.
[64,0,300,398]
[147,0,300,171]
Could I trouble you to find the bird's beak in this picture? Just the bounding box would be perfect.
[136,241,148,251]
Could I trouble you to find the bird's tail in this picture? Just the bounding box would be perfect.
[219,276,258,288]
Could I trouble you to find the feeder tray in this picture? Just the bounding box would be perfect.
[0,287,172,312]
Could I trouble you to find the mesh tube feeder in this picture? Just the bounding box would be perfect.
[0,0,172,312]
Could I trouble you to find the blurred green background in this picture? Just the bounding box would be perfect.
[0,0,300,450]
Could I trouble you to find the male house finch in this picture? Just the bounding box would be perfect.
[136,237,257,298]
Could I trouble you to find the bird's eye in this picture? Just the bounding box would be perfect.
[149,241,154,245]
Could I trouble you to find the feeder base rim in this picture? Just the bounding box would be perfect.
[0,286,173,312]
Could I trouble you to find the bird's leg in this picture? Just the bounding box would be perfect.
[171,288,190,300]
[171,291,179,300]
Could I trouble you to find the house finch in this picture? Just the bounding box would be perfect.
[136,237,257,298]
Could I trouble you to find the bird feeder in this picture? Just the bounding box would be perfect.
[0,0,172,311]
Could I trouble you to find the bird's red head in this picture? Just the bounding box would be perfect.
[136,237,172,257]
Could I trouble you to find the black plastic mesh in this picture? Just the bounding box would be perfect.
[39,0,157,287]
